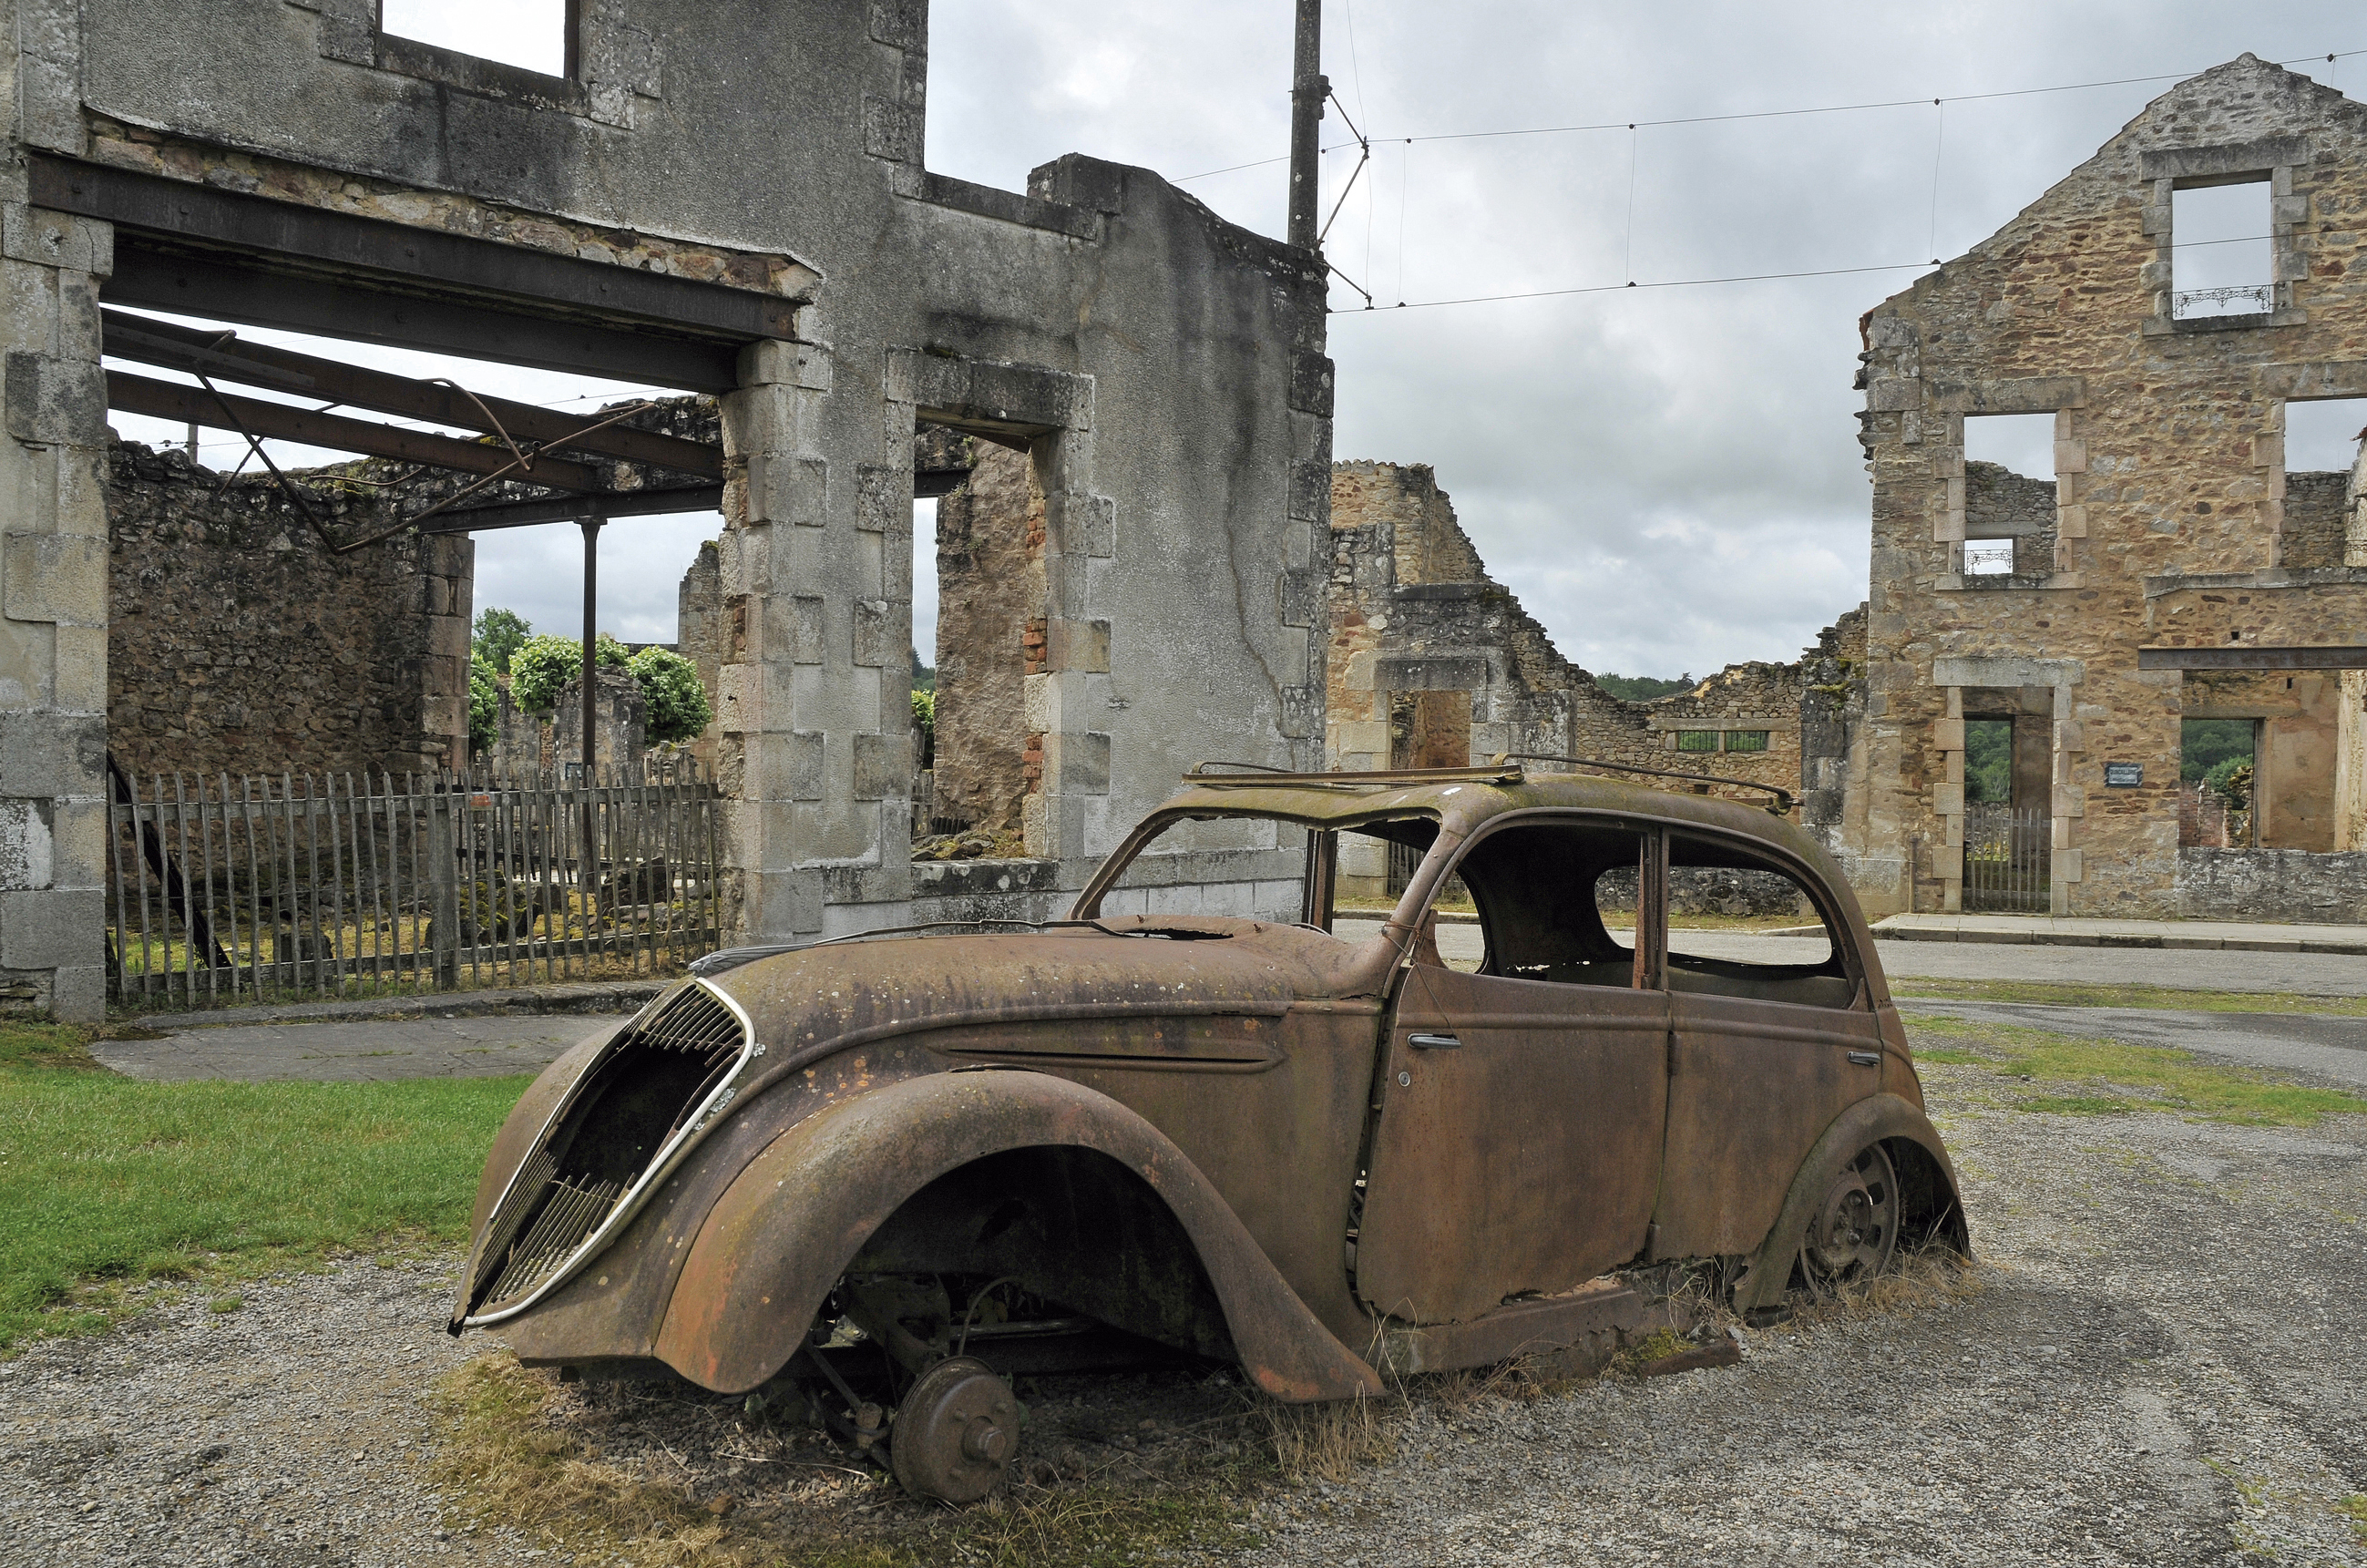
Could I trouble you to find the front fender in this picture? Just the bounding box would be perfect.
[652,1069,1385,1404]
[1733,1092,1970,1313]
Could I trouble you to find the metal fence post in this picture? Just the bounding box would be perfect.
[428,792,460,989]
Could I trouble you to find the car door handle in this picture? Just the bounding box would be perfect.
[1848,1050,1881,1067]
[1409,1033,1461,1050]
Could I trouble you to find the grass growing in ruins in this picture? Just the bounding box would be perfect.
[0,1018,522,1350]
[1904,1015,2367,1127]
[1892,977,2367,1017]
[432,1355,1267,1568]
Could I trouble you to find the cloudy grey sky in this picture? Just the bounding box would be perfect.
[108,3,2367,679]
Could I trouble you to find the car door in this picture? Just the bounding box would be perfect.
[1650,828,1887,1259]
[1353,815,1670,1326]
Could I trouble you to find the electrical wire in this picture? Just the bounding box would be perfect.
[1173,46,2367,183]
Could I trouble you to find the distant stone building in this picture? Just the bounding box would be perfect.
[1844,54,2367,918]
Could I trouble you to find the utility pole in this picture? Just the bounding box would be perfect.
[1286,0,1326,251]
[579,515,603,923]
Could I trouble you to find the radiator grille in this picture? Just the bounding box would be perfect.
[465,981,751,1318]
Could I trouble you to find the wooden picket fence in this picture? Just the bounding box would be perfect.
[106,762,722,1007]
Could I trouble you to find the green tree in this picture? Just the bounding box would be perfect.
[1595,672,1692,702]
[468,657,499,753]
[912,688,935,769]
[2181,719,2254,784]
[471,607,531,673]
[507,634,583,712]
[626,646,713,744]
[912,646,937,695]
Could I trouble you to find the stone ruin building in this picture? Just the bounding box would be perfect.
[1842,54,2367,920]
[0,0,1331,1019]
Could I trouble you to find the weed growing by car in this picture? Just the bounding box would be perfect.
[1902,1016,2366,1126]
[0,1018,523,1350]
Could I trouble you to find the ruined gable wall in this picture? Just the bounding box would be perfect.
[1327,460,1830,808]
[1854,55,2367,917]
[106,443,471,780]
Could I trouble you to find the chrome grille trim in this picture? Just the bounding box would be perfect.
[462,979,757,1327]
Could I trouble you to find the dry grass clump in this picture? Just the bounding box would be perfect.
[1256,1388,1406,1483]
[431,1356,741,1567]
[1783,1245,1986,1329]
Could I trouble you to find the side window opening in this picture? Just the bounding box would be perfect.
[1450,821,1645,989]
[1664,834,1856,1009]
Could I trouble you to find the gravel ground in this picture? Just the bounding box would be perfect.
[0,1260,547,1568]
[1233,1078,2367,1566]
[5,1053,2363,1565]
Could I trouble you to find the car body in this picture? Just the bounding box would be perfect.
[451,764,1966,1497]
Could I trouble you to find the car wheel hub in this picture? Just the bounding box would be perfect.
[890,1356,1020,1503]
[1803,1143,1899,1290]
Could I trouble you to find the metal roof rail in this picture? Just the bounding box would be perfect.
[1491,753,1795,815]
[1184,761,1526,788]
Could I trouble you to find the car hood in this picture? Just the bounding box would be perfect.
[707,916,1376,1064]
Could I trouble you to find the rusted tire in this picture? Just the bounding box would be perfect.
[1800,1142,1899,1294]
[889,1356,1019,1504]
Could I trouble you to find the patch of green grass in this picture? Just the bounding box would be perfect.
[1906,1015,2367,1127]
[1892,977,2367,1017]
[0,1020,523,1350]
[2337,1493,2367,1543]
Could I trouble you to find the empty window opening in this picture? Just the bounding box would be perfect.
[2170,179,2273,320]
[2281,397,2367,570]
[1675,730,1718,753]
[1723,730,1769,753]
[380,0,571,77]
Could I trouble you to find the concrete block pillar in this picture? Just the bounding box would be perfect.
[0,204,112,1020]
[718,330,907,942]
[1025,424,1116,869]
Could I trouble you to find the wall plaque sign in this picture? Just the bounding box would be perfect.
[2104,762,2143,787]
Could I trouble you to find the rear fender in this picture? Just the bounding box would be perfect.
[1732,1092,1971,1313]
[653,1070,1384,1403]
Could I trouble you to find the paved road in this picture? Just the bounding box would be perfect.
[1894,997,2367,1089]
[92,1012,624,1082]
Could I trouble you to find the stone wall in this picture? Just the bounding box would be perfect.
[487,671,647,781]
[1850,54,2367,917]
[1961,460,2059,585]
[106,441,473,781]
[2177,846,2367,921]
[2280,469,2353,569]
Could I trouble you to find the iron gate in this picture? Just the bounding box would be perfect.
[1962,804,2050,913]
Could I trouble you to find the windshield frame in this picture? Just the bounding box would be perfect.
[1068,804,1444,921]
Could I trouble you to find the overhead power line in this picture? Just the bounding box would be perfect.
[1175,46,2367,183]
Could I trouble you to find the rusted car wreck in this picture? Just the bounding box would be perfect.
[451,763,1967,1501]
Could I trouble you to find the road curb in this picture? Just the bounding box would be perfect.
[1870,925,2366,956]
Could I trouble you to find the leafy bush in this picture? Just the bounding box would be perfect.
[506,634,582,713]
[468,657,499,753]
[1594,672,1692,702]
[2205,757,2252,810]
[912,688,935,769]
[471,607,532,673]
[626,646,712,744]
